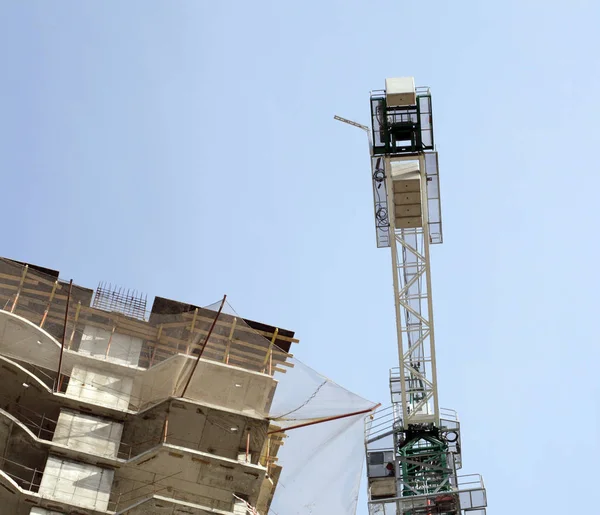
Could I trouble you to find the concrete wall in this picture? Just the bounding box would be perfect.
[176,358,277,419]
[78,326,143,366]
[256,476,275,514]
[119,399,269,463]
[66,365,133,411]
[129,357,186,411]
[114,446,265,510]
[53,409,123,459]
[38,456,113,511]
[0,411,11,459]
[119,403,168,459]
[0,473,33,515]
[0,313,60,372]
[167,401,268,463]
[0,312,276,419]
[130,355,277,417]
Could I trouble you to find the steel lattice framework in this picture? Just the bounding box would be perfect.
[339,78,488,515]
[386,158,439,426]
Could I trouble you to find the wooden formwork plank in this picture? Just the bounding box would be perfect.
[179,310,299,344]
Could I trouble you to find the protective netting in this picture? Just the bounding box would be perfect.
[267,415,368,515]
[220,302,377,515]
[0,258,376,514]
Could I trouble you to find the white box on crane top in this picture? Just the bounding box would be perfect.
[390,159,422,229]
[385,77,416,107]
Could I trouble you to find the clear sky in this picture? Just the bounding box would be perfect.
[1,1,600,514]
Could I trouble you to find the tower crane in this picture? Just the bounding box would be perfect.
[338,78,487,514]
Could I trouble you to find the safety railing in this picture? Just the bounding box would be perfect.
[439,407,458,423]
[365,405,401,444]
[369,87,431,100]
[368,403,459,437]
[368,474,486,514]
[416,86,431,95]
[0,402,57,442]
[15,361,57,390]
[439,407,462,469]
[117,432,265,466]
[0,455,44,493]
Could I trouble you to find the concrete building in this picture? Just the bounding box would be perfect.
[0,257,296,514]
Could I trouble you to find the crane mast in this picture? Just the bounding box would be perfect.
[354,78,487,514]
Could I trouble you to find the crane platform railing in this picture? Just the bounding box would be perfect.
[368,474,486,515]
[366,403,461,442]
[365,402,463,471]
[365,405,402,444]
[365,394,460,434]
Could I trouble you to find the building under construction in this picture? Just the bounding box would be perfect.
[0,256,300,514]
[0,77,489,515]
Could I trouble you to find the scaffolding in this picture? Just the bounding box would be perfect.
[0,256,376,515]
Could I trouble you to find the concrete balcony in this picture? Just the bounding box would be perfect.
[0,359,271,466]
[112,444,266,512]
[0,410,269,515]
[0,310,278,418]
[119,399,269,465]
[112,495,234,514]
[0,458,261,515]
[0,360,273,514]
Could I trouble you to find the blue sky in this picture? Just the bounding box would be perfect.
[2,1,600,513]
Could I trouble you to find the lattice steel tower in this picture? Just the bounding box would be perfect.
[354,78,487,514]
